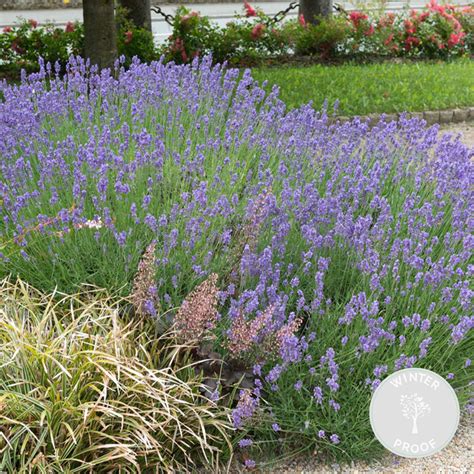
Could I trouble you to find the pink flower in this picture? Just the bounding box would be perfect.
[181,11,199,23]
[244,1,257,17]
[2,26,12,33]
[298,14,306,27]
[378,13,395,27]
[28,19,38,28]
[428,0,445,14]
[451,17,462,32]
[250,23,265,40]
[65,21,75,33]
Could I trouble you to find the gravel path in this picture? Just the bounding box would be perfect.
[254,416,473,473]
[440,122,474,148]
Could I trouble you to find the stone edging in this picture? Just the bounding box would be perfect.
[331,107,474,126]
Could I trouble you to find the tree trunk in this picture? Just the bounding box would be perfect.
[119,0,152,31]
[299,0,333,25]
[83,0,117,69]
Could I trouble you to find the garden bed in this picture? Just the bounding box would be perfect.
[0,56,472,471]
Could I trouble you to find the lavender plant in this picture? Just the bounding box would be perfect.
[0,56,472,463]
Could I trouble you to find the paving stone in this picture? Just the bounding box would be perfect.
[452,109,469,123]
[365,114,380,127]
[383,113,398,123]
[423,110,440,125]
[439,109,454,124]
[411,112,424,122]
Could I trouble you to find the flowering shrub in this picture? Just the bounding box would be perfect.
[159,1,473,63]
[1,2,472,73]
[161,6,290,65]
[0,19,83,70]
[0,13,155,73]
[116,7,156,64]
[162,7,220,63]
[286,15,351,57]
[0,56,472,463]
[342,1,474,57]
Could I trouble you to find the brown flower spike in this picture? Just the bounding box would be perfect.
[174,273,219,343]
[130,242,160,316]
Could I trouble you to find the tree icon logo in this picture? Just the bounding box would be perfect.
[370,368,460,458]
[400,393,431,434]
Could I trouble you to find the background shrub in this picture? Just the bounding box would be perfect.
[0,20,83,73]
[285,16,351,57]
[0,2,471,72]
[116,7,156,65]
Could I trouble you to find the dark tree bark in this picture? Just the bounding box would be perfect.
[119,0,152,31]
[299,0,333,25]
[83,0,117,69]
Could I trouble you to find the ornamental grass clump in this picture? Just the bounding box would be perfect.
[0,56,472,463]
[0,278,231,472]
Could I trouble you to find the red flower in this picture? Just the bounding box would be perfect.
[448,31,465,47]
[419,11,430,22]
[65,21,75,33]
[349,11,368,28]
[171,37,184,52]
[244,1,257,17]
[384,33,394,46]
[404,20,416,35]
[2,26,12,33]
[28,19,38,28]
[124,30,133,44]
[404,36,420,51]
[250,23,265,40]
[11,40,24,54]
[298,14,306,27]
[364,24,375,36]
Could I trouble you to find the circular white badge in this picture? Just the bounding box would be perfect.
[370,368,460,458]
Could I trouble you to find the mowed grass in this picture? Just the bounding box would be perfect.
[252,60,474,116]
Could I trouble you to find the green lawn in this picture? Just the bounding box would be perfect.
[252,60,474,116]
